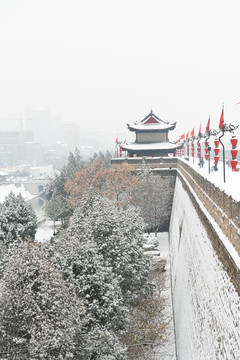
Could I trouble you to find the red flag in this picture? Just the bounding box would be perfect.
[219,108,224,130]
[198,124,201,137]
[116,137,118,143]
[206,117,210,132]
[177,138,180,143]
[190,128,194,138]
[180,134,185,140]
[186,132,189,139]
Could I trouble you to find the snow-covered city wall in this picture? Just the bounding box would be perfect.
[169,176,240,359]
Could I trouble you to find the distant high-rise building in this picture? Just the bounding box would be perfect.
[24,106,62,144]
[0,130,34,165]
[63,123,80,152]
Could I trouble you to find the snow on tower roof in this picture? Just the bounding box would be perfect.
[122,141,182,152]
[127,110,176,132]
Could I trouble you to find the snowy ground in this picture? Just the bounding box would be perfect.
[35,220,61,243]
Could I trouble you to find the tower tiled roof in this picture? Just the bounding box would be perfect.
[127,110,176,132]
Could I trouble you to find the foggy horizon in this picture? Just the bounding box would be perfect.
[0,0,240,147]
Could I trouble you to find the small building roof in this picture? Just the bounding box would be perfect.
[127,110,176,132]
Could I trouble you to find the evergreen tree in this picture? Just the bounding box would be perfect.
[0,241,83,359]
[67,193,151,305]
[44,172,70,224]
[138,158,151,181]
[105,150,112,168]
[62,147,84,180]
[0,192,37,245]
[133,174,175,233]
[44,147,84,225]
[83,326,128,360]
[89,151,99,165]
[46,235,127,334]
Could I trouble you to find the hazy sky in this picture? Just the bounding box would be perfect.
[0,0,240,142]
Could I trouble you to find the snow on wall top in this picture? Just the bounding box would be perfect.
[182,158,240,202]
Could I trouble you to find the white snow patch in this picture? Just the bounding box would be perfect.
[35,220,61,243]
[0,183,35,203]
[181,157,240,201]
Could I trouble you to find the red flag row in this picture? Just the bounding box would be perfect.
[183,108,224,142]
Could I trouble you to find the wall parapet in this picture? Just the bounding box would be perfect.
[176,159,240,258]
[111,156,178,168]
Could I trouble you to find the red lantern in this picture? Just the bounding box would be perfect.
[214,138,220,168]
[231,149,238,157]
[197,142,201,162]
[230,136,238,171]
[205,141,209,161]
[230,137,238,147]
[119,146,122,158]
[231,159,238,169]
[214,156,219,164]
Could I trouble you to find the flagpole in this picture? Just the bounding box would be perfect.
[219,104,226,183]
[219,131,225,183]
[208,142,211,174]
[192,138,194,164]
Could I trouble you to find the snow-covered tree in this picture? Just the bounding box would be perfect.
[44,193,64,234]
[44,172,70,225]
[0,239,7,278]
[67,193,151,305]
[137,158,151,181]
[82,326,128,360]
[0,192,37,245]
[0,241,84,359]
[105,150,112,168]
[62,147,84,180]
[46,234,127,334]
[44,147,84,225]
[89,150,112,168]
[133,174,175,233]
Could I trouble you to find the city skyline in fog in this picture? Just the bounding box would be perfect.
[0,0,240,145]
